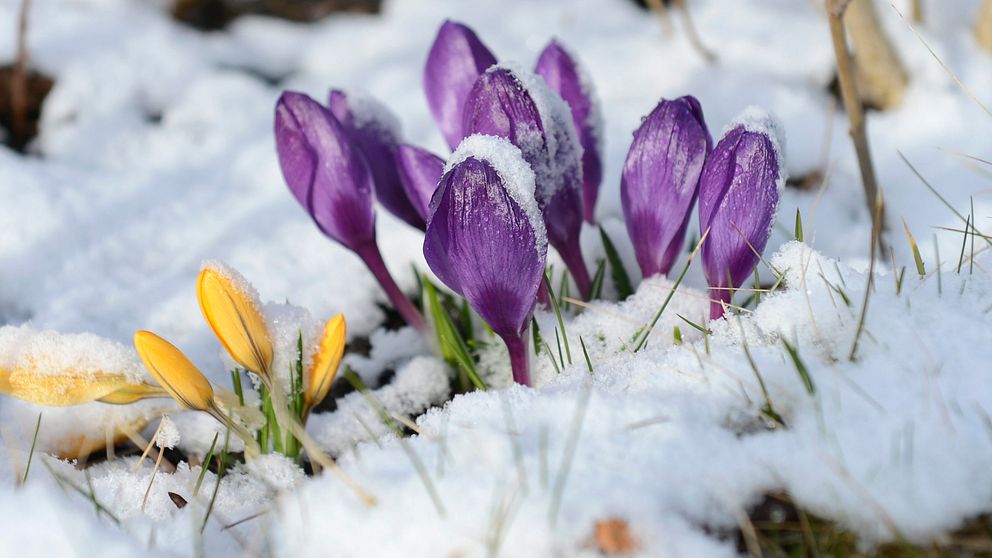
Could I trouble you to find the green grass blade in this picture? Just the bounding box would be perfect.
[544,272,572,366]
[598,226,633,299]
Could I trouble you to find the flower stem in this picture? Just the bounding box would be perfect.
[709,288,731,320]
[503,333,531,386]
[356,242,426,332]
[559,241,592,300]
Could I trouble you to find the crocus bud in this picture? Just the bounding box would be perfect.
[622,96,711,279]
[395,144,445,223]
[698,108,785,319]
[275,91,376,252]
[535,39,603,224]
[462,65,590,299]
[328,90,425,230]
[423,135,547,385]
[424,20,498,150]
[197,263,274,380]
[304,314,346,416]
[133,330,215,412]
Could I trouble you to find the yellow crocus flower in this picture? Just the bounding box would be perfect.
[133,330,215,412]
[196,265,274,381]
[0,367,165,407]
[304,314,346,415]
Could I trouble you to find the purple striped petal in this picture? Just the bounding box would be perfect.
[328,89,425,230]
[275,91,376,251]
[698,109,784,319]
[396,144,444,222]
[621,96,711,279]
[424,20,497,150]
[423,135,546,340]
[535,39,603,224]
[462,65,590,296]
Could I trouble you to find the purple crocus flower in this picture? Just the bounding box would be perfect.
[395,143,445,223]
[275,91,425,331]
[461,65,591,299]
[424,20,497,151]
[535,39,603,224]
[698,108,784,319]
[423,135,547,386]
[328,89,426,230]
[621,96,711,279]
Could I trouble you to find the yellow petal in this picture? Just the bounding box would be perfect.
[133,330,215,411]
[0,367,150,407]
[304,314,346,414]
[196,265,273,379]
[96,383,169,405]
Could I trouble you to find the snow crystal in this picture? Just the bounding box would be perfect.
[446,134,548,255]
[343,326,429,385]
[0,325,146,383]
[340,89,402,139]
[725,105,788,194]
[242,453,304,491]
[262,301,323,393]
[155,416,180,449]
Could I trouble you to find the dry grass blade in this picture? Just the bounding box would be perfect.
[548,377,593,527]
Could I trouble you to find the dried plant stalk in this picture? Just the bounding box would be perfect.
[10,0,31,147]
[977,0,992,52]
[844,0,909,109]
[828,0,890,255]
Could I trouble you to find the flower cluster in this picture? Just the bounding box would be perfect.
[273,20,784,384]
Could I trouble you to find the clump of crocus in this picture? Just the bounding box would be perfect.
[535,39,604,224]
[622,96,711,279]
[462,65,590,298]
[134,263,348,459]
[424,20,498,150]
[275,91,425,332]
[423,135,547,386]
[0,325,167,407]
[698,108,785,319]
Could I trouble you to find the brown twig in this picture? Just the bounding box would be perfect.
[644,0,674,36]
[671,0,717,64]
[844,0,908,109]
[827,0,890,257]
[10,0,31,147]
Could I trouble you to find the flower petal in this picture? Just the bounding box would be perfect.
[423,135,546,338]
[621,96,711,278]
[329,89,425,230]
[698,109,784,318]
[304,314,346,414]
[424,20,497,150]
[535,39,603,223]
[396,144,445,222]
[196,263,274,379]
[0,367,146,406]
[275,91,377,251]
[133,330,215,411]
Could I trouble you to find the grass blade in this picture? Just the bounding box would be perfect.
[599,226,633,299]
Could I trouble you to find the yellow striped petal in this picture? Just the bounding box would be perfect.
[304,315,346,414]
[0,367,146,407]
[196,265,274,379]
[133,330,215,411]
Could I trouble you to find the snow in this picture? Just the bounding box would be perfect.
[446,134,547,255]
[0,0,991,555]
[155,415,180,449]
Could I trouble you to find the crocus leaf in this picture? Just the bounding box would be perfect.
[621,96,711,278]
[698,108,784,319]
[133,330,215,411]
[196,264,274,379]
[424,20,498,150]
[275,91,377,251]
[304,314,346,414]
[423,135,547,340]
[396,143,445,222]
[329,89,425,230]
[535,39,603,224]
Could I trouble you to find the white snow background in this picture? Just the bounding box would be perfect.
[0,0,991,555]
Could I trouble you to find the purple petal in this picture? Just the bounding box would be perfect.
[423,137,546,339]
[462,65,589,295]
[621,96,711,278]
[424,20,497,150]
[535,39,603,224]
[698,111,784,318]
[275,91,376,251]
[396,144,444,222]
[328,89,426,230]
